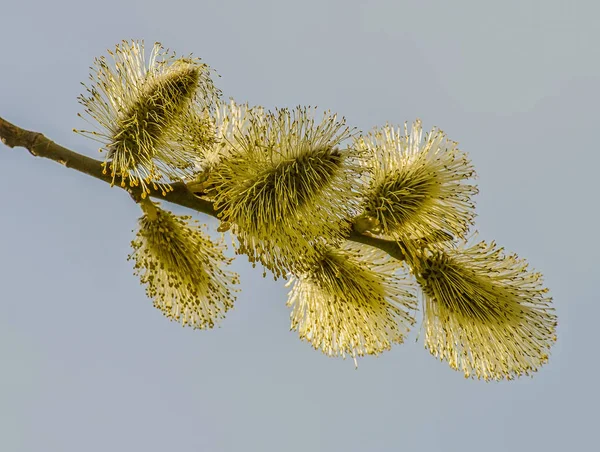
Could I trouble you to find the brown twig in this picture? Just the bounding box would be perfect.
[1,114,410,262]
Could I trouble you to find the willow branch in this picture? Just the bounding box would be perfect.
[0,115,216,214]
[1,114,408,261]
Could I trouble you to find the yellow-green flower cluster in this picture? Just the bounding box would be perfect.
[356,121,477,252]
[413,240,557,380]
[71,41,557,381]
[287,243,417,363]
[209,107,365,278]
[76,40,218,197]
[129,202,239,329]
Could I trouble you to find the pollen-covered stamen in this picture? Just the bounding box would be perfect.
[413,241,557,381]
[129,202,239,329]
[287,244,417,362]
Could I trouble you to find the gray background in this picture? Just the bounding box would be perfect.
[1,1,597,451]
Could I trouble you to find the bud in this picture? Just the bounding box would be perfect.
[129,202,239,329]
[287,243,417,364]
[413,240,557,380]
[75,40,219,197]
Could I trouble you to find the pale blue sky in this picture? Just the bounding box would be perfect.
[1,1,598,451]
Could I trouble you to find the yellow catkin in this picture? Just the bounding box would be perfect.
[287,243,417,365]
[357,120,477,252]
[209,106,366,278]
[129,203,239,329]
[412,240,556,381]
[75,40,218,196]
